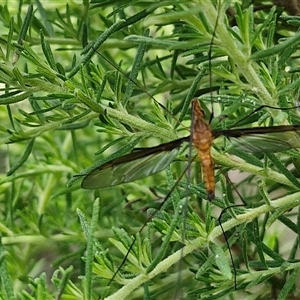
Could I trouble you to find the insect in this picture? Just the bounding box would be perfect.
[80,98,300,299]
[81,98,300,200]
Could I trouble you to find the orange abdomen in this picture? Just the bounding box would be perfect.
[192,100,215,200]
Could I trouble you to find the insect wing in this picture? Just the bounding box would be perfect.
[229,131,300,152]
[216,126,300,153]
[82,147,180,189]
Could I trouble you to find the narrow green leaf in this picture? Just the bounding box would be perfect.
[122,30,148,107]
[265,152,300,189]
[147,198,183,273]
[277,267,300,300]
[210,243,232,280]
[248,219,267,268]
[40,30,57,71]
[0,90,34,104]
[77,208,89,239]
[251,6,276,47]
[53,266,73,299]
[278,215,297,234]
[12,67,24,86]
[17,4,33,44]
[35,0,54,36]
[69,19,126,78]
[178,68,206,124]
[241,231,249,270]
[6,17,14,61]
[251,31,300,60]
[246,274,273,289]
[84,198,100,300]
[0,238,15,299]
[6,139,35,176]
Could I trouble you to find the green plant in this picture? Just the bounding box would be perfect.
[1,0,300,299]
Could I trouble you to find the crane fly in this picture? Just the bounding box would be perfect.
[81,98,300,199]
[79,98,300,294]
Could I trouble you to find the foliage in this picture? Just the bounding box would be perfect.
[0,0,300,299]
